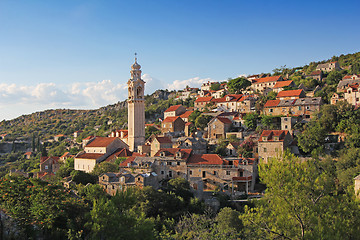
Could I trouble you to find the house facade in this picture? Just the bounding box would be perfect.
[258,130,293,163]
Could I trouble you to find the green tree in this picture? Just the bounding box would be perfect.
[297,121,327,154]
[210,83,221,91]
[241,152,360,239]
[326,70,343,85]
[92,162,119,176]
[227,77,251,94]
[195,115,212,130]
[243,113,258,130]
[145,126,161,140]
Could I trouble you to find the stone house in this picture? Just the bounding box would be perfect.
[307,70,323,81]
[263,97,322,119]
[355,174,360,199]
[180,111,194,123]
[40,156,60,174]
[173,137,207,154]
[75,137,129,173]
[153,148,193,180]
[251,75,283,93]
[73,131,83,138]
[99,172,159,196]
[330,93,344,105]
[145,135,173,157]
[337,75,360,92]
[281,116,297,134]
[207,117,233,139]
[161,116,185,134]
[258,130,293,163]
[276,89,306,100]
[201,81,219,91]
[344,84,360,106]
[184,122,193,137]
[164,105,187,118]
[272,80,296,93]
[24,151,33,159]
[194,97,213,111]
[226,142,240,156]
[54,134,66,141]
[316,61,340,72]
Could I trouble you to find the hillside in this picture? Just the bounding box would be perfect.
[0,89,180,141]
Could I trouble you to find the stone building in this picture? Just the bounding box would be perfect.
[194,97,213,111]
[40,156,60,174]
[316,61,340,72]
[263,97,322,119]
[355,174,360,199]
[127,56,146,151]
[164,105,186,119]
[258,130,293,163]
[251,75,283,93]
[161,116,185,134]
[307,70,323,81]
[207,117,232,139]
[74,137,128,172]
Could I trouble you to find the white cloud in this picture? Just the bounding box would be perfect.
[166,77,217,90]
[141,73,167,94]
[0,80,129,120]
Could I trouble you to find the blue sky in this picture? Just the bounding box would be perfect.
[0,0,359,120]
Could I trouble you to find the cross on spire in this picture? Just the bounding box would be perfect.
[135,52,137,62]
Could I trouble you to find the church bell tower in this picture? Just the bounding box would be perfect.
[127,54,145,151]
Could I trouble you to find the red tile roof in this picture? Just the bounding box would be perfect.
[264,100,280,107]
[273,80,294,88]
[40,156,60,163]
[254,76,281,83]
[187,154,225,165]
[164,105,183,112]
[195,97,213,102]
[24,152,33,156]
[276,89,304,98]
[86,137,119,147]
[154,148,192,159]
[185,122,193,126]
[309,70,322,76]
[60,152,70,158]
[180,111,193,118]
[75,153,104,159]
[216,117,232,124]
[259,130,289,142]
[163,116,181,123]
[155,136,173,144]
[83,136,94,140]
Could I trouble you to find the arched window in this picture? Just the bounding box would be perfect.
[137,87,142,98]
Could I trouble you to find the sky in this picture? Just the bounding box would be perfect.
[0,0,360,120]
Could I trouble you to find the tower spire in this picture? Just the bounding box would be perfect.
[134,52,137,62]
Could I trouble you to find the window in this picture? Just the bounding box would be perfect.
[226,171,230,175]
[138,178,141,181]
[240,171,244,177]
[298,106,302,110]
[169,171,173,178]
[284,118,288,121]
[163,124,166,128]
[45,165,48,170]
[213,171,217,175]
[202,171,206,178]
[264,148,267,152]
[357,98,359,102]
[189,170,193,175]
[213,125,216,129]
[177,161,180,165]
[167,162,172,165]
[269,109,273,113]
[177,171,180,175]
[306,106,310,110]
[161,171,164,175]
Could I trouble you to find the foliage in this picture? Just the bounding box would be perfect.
[241,152,360,240]
[297,121,327,154]
[326,70,343,85]
[145,126,161,140]
[237,139,255,158]
[209,83,220,91]
[0,176,89,239]
[71,170,97,185]
[243,113,258,130]
[188,110,201,123]
[227,77,251,94]
[195,115,213,130]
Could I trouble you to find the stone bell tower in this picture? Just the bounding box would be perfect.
[127,54,145,151]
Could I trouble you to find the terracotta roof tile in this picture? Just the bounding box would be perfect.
[76,153,104,159]
[164,105,183,112]
[276,89,304,98]
[216,117,232,124]
[195,97,213,102]
[187,154,225,165]
[163,116,182,123]
[264,100,280,107]
[259,130,289,142]
[155,136,173,144]
[180,111,193,118]
[254,76,281,83]
[273,80,294,88]
[86,137,119,147]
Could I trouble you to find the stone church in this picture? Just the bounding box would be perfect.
[127,56,146,151]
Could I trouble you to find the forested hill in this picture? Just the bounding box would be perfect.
[1,51,360,140]
[0,89,181,141]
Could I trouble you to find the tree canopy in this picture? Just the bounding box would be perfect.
[227,77,251,94]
